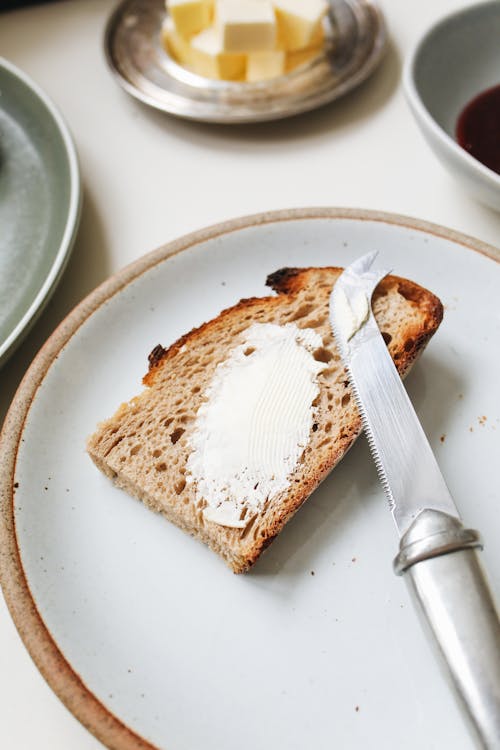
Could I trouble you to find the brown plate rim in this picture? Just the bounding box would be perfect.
[0,207,499,750]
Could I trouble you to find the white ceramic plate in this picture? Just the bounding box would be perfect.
[1,209,499,750]
[0,58,81,367]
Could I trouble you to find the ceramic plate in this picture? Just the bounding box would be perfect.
[1,209,499,750]
[104,0,386,123]
[0,58,81,367]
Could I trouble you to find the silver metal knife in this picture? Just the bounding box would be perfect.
[329,252,500,749]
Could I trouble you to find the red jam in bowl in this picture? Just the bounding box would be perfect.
[456,84,500,175]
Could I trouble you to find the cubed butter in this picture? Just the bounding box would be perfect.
[286,44,323,73]
[162,18,194,66]
[273,0,328,51]
[190,27,246,80]
[246,50,285,81]
[304,19,325,48]
[168,0,213,37]
[216,0,276,53]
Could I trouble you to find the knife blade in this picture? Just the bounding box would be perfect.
[329,252,500,749]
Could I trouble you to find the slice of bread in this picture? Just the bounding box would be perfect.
[87,267,443,573]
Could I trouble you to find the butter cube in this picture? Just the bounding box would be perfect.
[247,50,285,81]
[285,24,325,72]
[273,0,328,51]
[286,44,323,73]
[216,0,276,53]
[168,0,213,36]
[191,27,246,80]
[304,18,325,48]
[162,18,194,66]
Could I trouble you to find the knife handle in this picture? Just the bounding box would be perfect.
[394,510,500,749]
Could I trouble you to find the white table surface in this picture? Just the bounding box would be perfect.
[1,0,499,747]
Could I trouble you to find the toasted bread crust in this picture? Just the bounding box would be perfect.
[88,267,443,573]
[266,267,306,294]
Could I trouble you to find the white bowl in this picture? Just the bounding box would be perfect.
[404,0,500,211]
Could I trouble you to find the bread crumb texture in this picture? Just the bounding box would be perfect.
[87,267,443,572]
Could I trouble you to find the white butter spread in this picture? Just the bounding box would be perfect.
[186,323,326,528]
[335,287,370,341]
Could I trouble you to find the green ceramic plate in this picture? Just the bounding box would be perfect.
[0,58,81,367]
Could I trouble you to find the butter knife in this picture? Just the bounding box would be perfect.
[329,252,500,749]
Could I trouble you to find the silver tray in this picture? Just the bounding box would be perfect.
[104,0,387,123]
